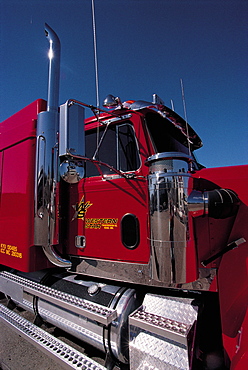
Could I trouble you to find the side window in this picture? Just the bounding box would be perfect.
[117,124,140,172]
[98,126,117,168]
[85,123,140,177]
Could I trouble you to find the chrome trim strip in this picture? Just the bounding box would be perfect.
[70,257,214,291]
[146,151,194,163]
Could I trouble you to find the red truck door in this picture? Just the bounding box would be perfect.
[67,119,150,263]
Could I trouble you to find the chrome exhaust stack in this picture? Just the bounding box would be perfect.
[45,23,60,113]
[34,24,71,268]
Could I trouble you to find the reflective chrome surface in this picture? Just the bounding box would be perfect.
[42,243,72,268]
[34,109,59,244]
[59,160,85,183]
[0,303,107,370]
[147,152,193,284]
[59,101,85,183]
[34,25,71,268]
[108,288,140,363]
[188,188,240,219]
[147,152,193,169]
[45,23,60,113]
[129,100,154,111]
[129,294,198,370]
[59,101,85,158]
[0,271,139,365]
[70,256,214,291]
[103,94,120,108]
[152,93,164,106]
[188,189,207,217]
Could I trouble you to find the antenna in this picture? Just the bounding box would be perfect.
[180,78,191,157]
[91,0,100,108]
[170,99,175,111]
[91,0,101,153]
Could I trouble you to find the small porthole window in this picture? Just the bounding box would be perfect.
[121,214,140,249]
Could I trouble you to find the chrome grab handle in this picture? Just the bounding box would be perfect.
[35,134,46,219]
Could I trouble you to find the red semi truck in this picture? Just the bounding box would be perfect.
[0,24,247,370]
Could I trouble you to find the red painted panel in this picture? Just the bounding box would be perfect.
[0,99,50,272]
[0,139,36,270]
[0,99,46,149]
[192,165,248,365]
[192,165,248,205]
[67,175,150,263]
[229,305,248,369]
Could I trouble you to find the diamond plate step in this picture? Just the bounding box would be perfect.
[130,332,190,370]
[142,293,198,325]
[0,271,117,325]
[0,303,106,370]
[129,294,198,370]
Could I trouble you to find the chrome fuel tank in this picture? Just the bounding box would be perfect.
[37,275,140,364]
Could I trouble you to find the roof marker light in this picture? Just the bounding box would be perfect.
[103,94,122,109]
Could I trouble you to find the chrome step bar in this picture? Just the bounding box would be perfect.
[0,303,107,370]
[0,271,117,325]
[129,308,192,346]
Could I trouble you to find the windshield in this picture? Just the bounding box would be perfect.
[145,112,192,154]
[145,112,202,170]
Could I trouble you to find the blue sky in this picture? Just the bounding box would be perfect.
[1,0,247,168]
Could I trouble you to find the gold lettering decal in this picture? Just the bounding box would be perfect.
[0,243,22,258]
[85,218,118,230]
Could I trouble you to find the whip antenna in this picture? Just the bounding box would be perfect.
[180,78,191,156]
[92,0,100,108]
[170,99,175,111]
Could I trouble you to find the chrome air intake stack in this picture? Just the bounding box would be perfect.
[34,24,71,267]
[147,152,194,284]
